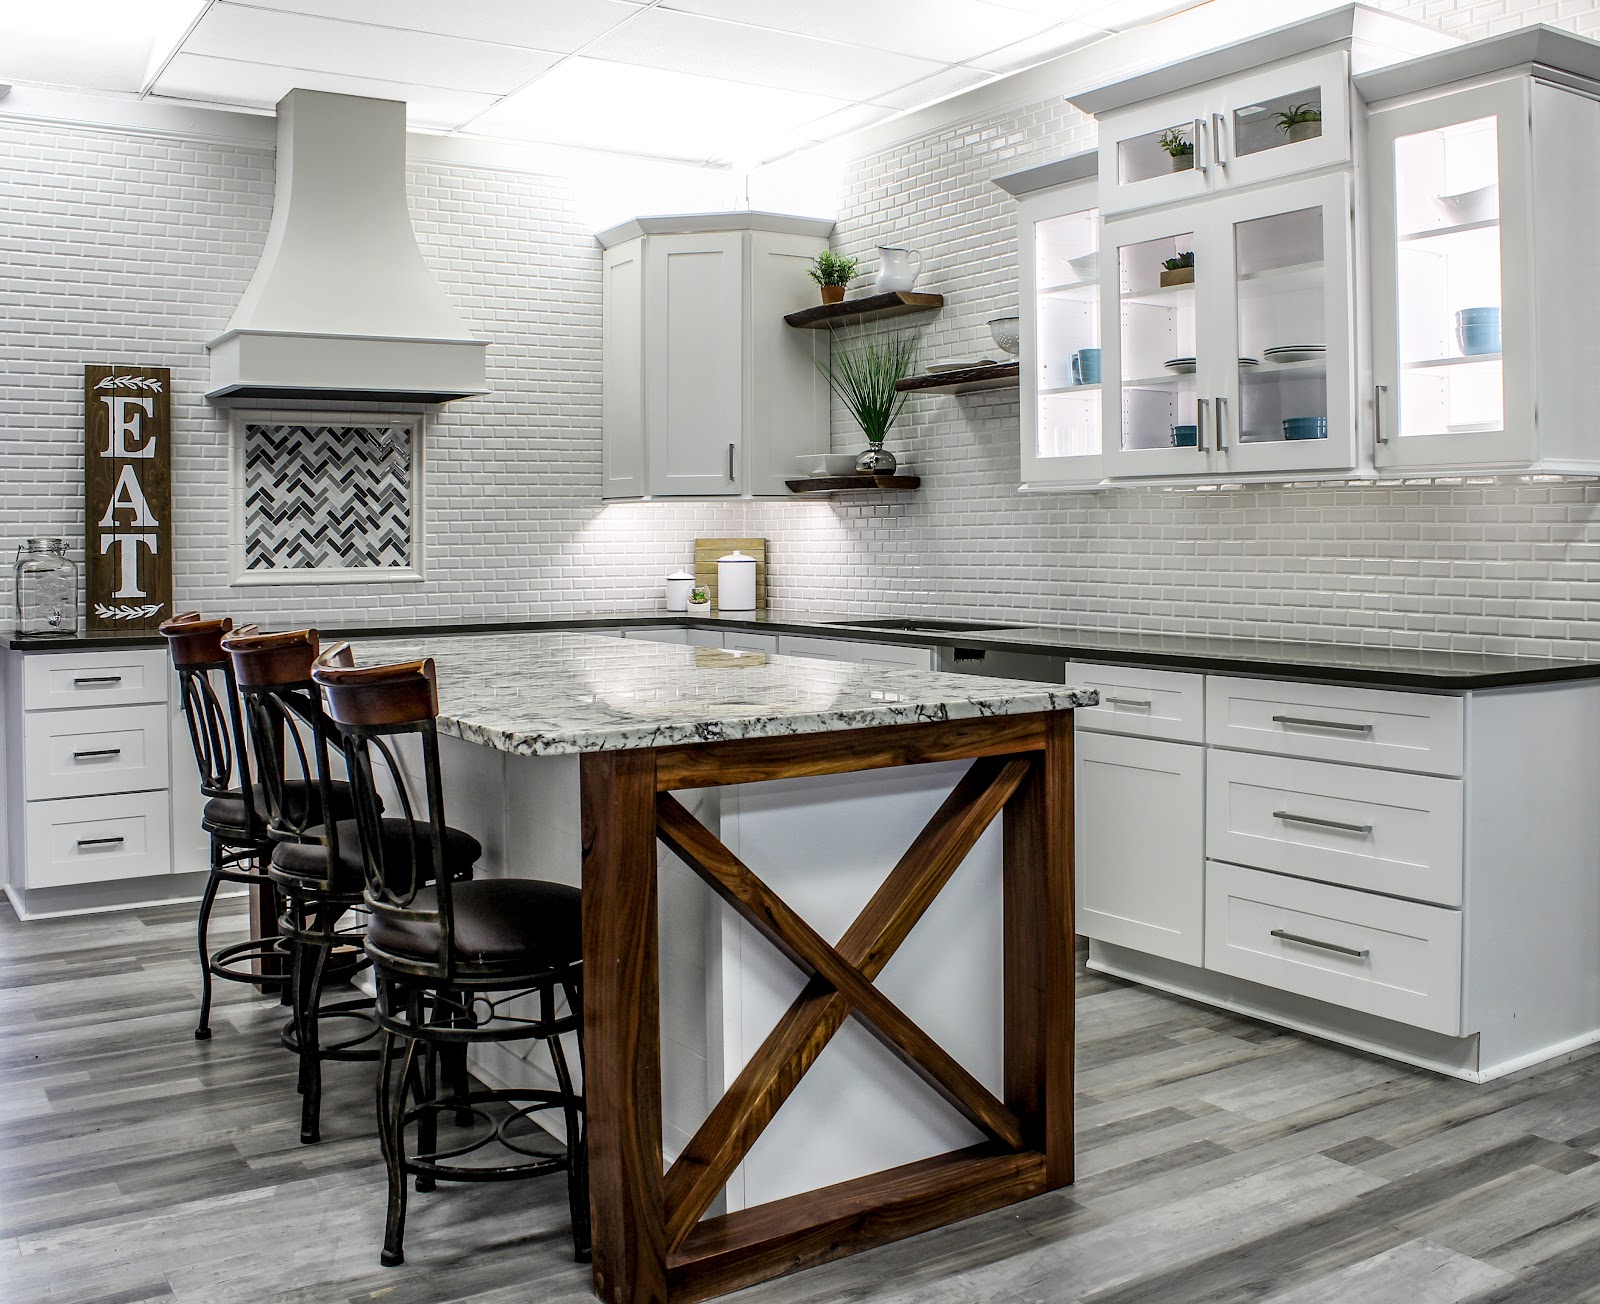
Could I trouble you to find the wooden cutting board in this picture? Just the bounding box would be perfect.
[694,537,767,613]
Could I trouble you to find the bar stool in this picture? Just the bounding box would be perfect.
[311,642,589,1268]
[158,611,283,1040]
[221,625,457,1144]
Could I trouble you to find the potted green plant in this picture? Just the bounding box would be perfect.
[686,585,711,615]
[1158,126,1194,173]
[808,250,860,305]
[1274,102,1322,144]
[815,328,920,474]
[1159,250,1194,288]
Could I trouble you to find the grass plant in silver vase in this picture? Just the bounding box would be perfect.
[816,328,920,475]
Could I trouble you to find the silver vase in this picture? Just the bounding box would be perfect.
[855,444,897,475]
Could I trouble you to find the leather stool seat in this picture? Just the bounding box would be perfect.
[204,780,357,838]
[367,878,581,975]
[271,818,482,893]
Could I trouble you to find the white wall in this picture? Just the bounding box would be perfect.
[5,0,1600,660]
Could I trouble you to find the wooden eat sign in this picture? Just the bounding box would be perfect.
[84,365,173,634]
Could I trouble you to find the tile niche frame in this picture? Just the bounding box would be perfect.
[227,408,427,586]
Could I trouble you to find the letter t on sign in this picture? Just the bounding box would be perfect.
[84,366,173,633]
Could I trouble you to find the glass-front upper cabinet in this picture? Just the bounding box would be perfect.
[1101,172,1356,479]
[1097,51,1354,218]
[1018,174,1102,486]
[1368,79,1533,471]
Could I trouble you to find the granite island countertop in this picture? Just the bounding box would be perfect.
[355,630,1096,756]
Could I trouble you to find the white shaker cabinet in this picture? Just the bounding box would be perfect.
[597,213,834,499]
[1361,34,1600,474]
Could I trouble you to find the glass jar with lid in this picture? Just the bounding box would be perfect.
[14,538,78,637]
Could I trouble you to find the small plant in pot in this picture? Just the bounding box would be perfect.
[1274,102,1322,144]
[815,328,920,474]
[686,585,711,615]
[1159,250,1194,288]
[1158,126,1194,172]
[808,250,860,305]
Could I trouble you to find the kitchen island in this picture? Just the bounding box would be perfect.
[353,630,1095,1304]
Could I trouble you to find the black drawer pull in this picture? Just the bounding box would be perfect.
[76,836,125,849]
[1271,928,1370,960]
[72,748,123,761]
[72,675,123,687]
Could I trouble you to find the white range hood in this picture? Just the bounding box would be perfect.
[207,89,488,405]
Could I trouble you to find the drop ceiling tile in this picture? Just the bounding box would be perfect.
[237,0,639,54]
[967,22,1109,74]
[657,0,1060,65]
[183,3,559,95]
[152,52,498,130]
[871,64,999,112]
[466,57,851,166]
[584,8,944,103]
[1075,0,1209,29]
[0,2,173,93]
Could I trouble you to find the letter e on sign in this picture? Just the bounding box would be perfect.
[84,365,172,632]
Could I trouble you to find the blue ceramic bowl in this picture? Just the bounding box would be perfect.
[1455,306,1501,356]
[1283,416,1328,441]
[1170,424,1198,447]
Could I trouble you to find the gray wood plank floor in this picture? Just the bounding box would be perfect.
[4,896,1600,1303]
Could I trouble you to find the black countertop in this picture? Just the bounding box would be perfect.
[8,609,1596,691]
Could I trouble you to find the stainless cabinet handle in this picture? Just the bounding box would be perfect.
[1215,395,1229,450]
[73,675,122,687]
[1274,810,1374,836]
[1103,696,1153,708]
[76,835,125,849]
[727,442,736,482]
[1271,929,1370,959]
[72,748,122,761]
[1212,112,1228,168]
[1193,117,1208,176]
[1374,383,1388,446]
[1196,397,1211,452]
[1271,714,1372,734]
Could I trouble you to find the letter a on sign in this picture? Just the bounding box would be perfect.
[85,365,173,632]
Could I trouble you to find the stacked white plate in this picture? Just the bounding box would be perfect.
[1264,344,1326,364]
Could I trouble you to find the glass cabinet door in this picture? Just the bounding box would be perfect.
[1102,210,1210,477]
[1370,80,1534,469]
[1211,173,1357,475]
[1020,181,1103,485]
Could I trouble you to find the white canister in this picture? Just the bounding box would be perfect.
[664,569,696,612]
[717,551,757,612]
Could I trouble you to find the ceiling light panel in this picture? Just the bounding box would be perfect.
[658,0,1061,65]
[0,0,203,94]
[152,52,498,129]
[583,8,944,103]
[466,57,852,165]
[236,0,640,53]
[182,3,560,95]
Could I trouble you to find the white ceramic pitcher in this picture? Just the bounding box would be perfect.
[874,246,922,294]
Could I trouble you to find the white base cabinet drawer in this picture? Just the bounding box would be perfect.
[1207,749,1464,906]
[24,791,173,889]
[1206,676,1464,775]
[22,648,169,711]
[1069,661,1204,743]
[1205,861,1462,1035]
[1076,731,1204,965]
[24,704,170,800]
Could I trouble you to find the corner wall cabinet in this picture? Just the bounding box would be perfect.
[1361,34,1600,474]
[598,213,834,499]
[1069,658,1600,1082]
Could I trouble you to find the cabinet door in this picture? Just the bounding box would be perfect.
[1019,179,1103,487]
[601,240,647,500]
[1098,95,1214,219]
[644,232,745,495]
[1101,205,1220,478]
[1207,173,1359,475]
[1074,730,1204,965]
[1369,79,1534,470]
[747,231,829,496]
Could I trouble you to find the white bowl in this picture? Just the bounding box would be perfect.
[794,453,860,477]
[988,316,1021,356]
[1434,185,1498,225]
[1066,252,1099,279]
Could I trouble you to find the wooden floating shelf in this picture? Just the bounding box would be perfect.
[897,362,1020,394]
[785,474,921,496]
[784,291,945,329]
